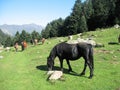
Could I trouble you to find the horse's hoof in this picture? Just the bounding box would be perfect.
[68,69,72,72]
[60,69,63,72]
[88,76,93,79]
[80,72,85,76]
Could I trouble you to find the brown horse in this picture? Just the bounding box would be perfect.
[14,42,18,52]
[41,38,45,44]
[21,41,27,51]
[34,39,38,45]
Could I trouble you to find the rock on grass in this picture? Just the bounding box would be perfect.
[47,71,63,80]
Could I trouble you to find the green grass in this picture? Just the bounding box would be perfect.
[0,27,120,90]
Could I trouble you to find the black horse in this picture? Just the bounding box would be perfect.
[47,42,94,79]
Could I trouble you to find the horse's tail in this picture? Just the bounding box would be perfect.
[88,44,94,69]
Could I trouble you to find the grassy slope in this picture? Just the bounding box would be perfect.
[0,27,120,90]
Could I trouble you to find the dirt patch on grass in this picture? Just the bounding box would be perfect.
[110,60,119,65]
[95,49,120,54]
[116,87,120,90]
[94,49,114,54]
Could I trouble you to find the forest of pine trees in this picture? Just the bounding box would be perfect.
[41,0,120,38]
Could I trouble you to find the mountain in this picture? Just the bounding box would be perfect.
[0,24,44,36]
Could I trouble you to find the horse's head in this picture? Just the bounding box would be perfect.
[47,56,54,71]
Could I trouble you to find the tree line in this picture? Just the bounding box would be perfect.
[0,29,42,47]
[0,29,9,46]
[41,0,120,38]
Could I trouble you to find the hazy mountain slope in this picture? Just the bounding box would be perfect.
[0,24,44,36]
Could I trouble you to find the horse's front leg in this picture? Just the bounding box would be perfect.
[59,59,63,72]
[66,59,72,72]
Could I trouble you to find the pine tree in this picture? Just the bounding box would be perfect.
[41,18,64,38]
[106,0,116,26]
[63,15,78,36]
[83,0,94,30]
[83,0,94,19]
[91,0,116,29]
[49,19,59,37]
[19,30,27,43]
[13,31,20,44]
[0,29,9,45]
[73,0,88,33]
[115,0,120,24]
[4,37,13,47]
[26,32,32,43]
[91,0,107,29]
[78,15,88,33]
[31,30,40,40]
[41,23,51,38]
[56,18,64,37]
[63,0,88,35]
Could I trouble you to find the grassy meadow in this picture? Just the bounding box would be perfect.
[0,27,120,90]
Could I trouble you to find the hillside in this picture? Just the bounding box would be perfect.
[0,24,44,36]
[0,27,120,90]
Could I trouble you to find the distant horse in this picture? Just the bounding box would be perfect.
[47,42,94,79]
[14,42,18,52]
[21,41,27,51]
[41,38,45,44]
[34,39,38,45]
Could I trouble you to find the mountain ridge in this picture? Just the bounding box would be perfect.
[0,23,44,36]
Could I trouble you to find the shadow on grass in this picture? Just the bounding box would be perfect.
[36,65,48,71]
[36,65,86,77]
[108,42,120,45]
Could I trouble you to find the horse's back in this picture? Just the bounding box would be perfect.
[77,42,93,58]
[55,42,76,51]
[77,42,93,50]
[55,42,92,51]
[55,42,93,54]
[54,42,80,60]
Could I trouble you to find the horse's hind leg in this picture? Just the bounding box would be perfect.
[87,59,93,79]
[80,60,87,76]
[82,55,93,79]
[88,47,94,78]
[66,59,72,72]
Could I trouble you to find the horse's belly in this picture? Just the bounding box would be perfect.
[65,55,81,60]
[69,57,80,60]
[62,47,80,60]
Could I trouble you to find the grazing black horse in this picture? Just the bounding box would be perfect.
[47,42,94,79]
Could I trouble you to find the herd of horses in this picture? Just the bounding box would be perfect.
[14,38,45,51]
[14,41,28,52]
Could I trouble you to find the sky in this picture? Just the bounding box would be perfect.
[0,0,85,27]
